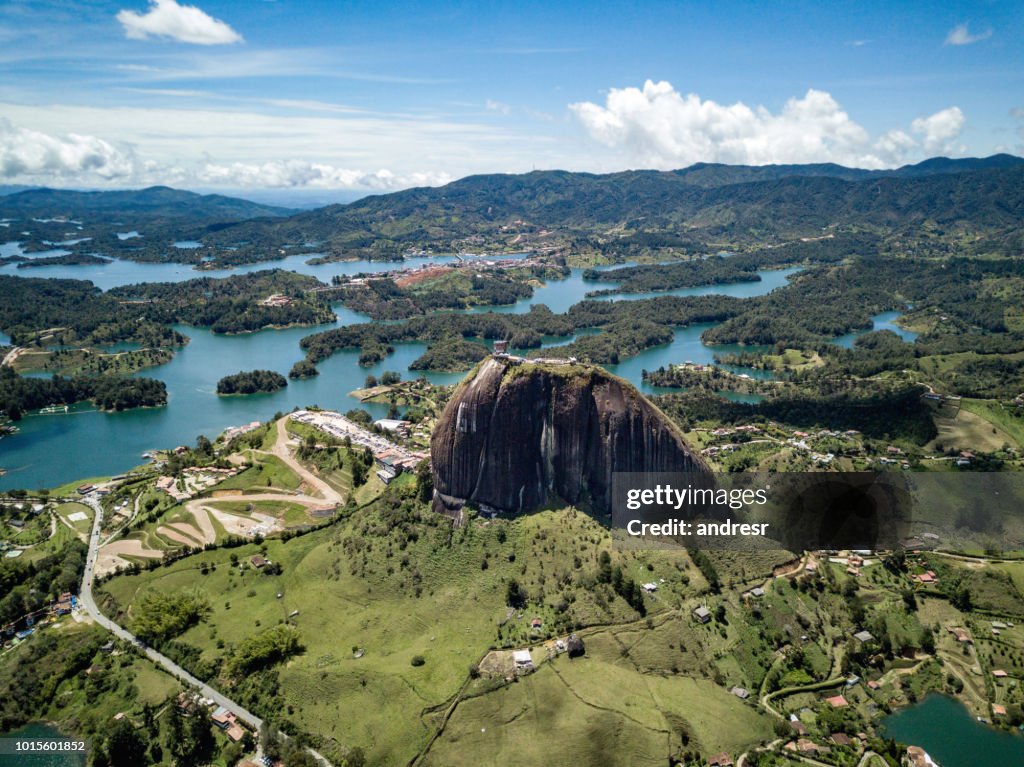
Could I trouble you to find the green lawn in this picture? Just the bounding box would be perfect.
[960,398,1024,449]
[98,499,730,766]
[207,499,311,526]
[212,453,301,493]
[55,502,94,534]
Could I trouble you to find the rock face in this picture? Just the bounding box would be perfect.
[431,357,709,517]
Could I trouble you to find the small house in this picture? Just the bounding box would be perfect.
[211,707,237,729]
[513,649,534,670]
[853,630,874,643]
[993,669,1008,679]
[693,606,712,624]
[948,627,972,644]
[730,686,749,700]
[250,555,268,569]
[825,695,848,708]
[707,753,733,767]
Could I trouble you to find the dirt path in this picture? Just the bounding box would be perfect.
[95,539,163,574]
[95,415,344,575]
[271,416,343,502]
[1,346,25,367]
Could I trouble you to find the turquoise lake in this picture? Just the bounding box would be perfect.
[0,722,85,766]
[880,694,1024,766]
[0,254,903,490]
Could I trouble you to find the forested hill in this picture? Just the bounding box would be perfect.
[0,186,295,222]
[661,153,1024,187]
[197,155,1024,254]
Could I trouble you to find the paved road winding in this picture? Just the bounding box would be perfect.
[78,494,334,766]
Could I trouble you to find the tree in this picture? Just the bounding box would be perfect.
[415,460,433,503]
[364,374,377,388]
[165,707,214,766]
[91,744,110,767]
[901,588,917,612]
[506,579,527,609]
[260,722,282,762]
[106,719,147,767]
[351,458,368,488]
[597,550,613,583]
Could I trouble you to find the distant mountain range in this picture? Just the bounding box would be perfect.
[0,185,295,222]
[3,155,1022,259]
[192,154,1024,254]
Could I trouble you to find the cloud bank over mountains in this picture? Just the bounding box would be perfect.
[0,81,979,191]
[0,119,450,191]
[571,81,967,170]
[0,119,137,182]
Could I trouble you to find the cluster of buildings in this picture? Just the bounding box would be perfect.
[491,339,578,366]
[2,591,78,647]
[259,294,293,307]
[155,465,240,501]
[176,693,247,743]
[291,410,427,484]
[221,420,262,442]
[324,252,541,292]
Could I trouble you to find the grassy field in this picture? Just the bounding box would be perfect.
[207,499,311,526]
[425,645,771,766]
[11,347,173,375]
[55,502,93,535]
[960,398,1024,449]
[99,495,743,765]
[925,403,1018,454]
[212,453,302,493]
[92,479,1024,766]
[16,516,79,564]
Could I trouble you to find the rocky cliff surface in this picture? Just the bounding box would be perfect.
[431,357,709,517]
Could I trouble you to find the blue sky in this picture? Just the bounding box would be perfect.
[1,0,1021,195]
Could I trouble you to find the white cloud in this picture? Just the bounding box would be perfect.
[872,129,917,164]
[485,99,511,115]
[197,161,451,190]
[944,23,992,46]
[117,0,242,45]
[0,118,137,180]
[0,108,487,190]
[570,80,965,168]
[911,107,966,153]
